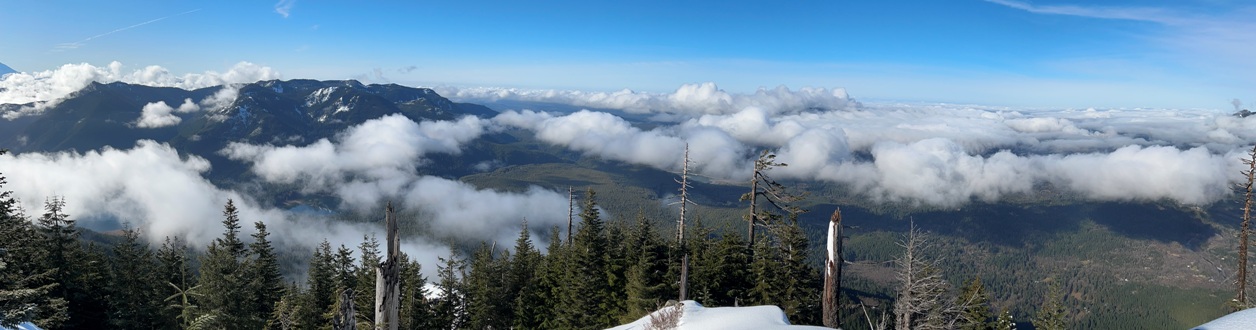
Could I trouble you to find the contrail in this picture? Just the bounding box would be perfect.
[56,8,202,51]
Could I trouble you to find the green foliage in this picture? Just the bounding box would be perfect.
[431,249,467,329]
[0,159,67,328]
[298,240,336,329]
[1033,281,1067,330]
[621,214,669,323]
[107,225,161,329]
[558,188,615,328]
[249,221,285,327]
[957,277,994,330]
[198,200,260,329]
[400,256,434,330]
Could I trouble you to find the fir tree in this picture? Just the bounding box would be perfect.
[691,234,751,307]
[776,221,819,324]
[994,309,1016,330]
[559,188,614,329]
[465,243,510,330]
[957,277,995,330]
[399,256,433,330]
[267,283,303,330]
[1033,281,1067,330]
[297,240,336,329]
[37,197,109,329]
[533,227,567,330]
[431,249,467,329]
[249,221,284,327]
[199,199,254,329]
[332,244,358,294]
[74,243,112,329]
[107,225,161,329]
[156,236,195,329]
[510,222,545,330]
[621,214,668,323]
[353,235,380,326]
[0,158,67,328]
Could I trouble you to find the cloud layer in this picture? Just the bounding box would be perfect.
[0,61,280,118]
[475,86,1256,207]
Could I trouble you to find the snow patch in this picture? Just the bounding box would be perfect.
[607,300,830,330]
[1194,308,1256,330]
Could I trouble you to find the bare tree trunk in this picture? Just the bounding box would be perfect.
[679,254,689,301]
[748,171,758,247]
[676,144,692,302]
[375,203,400,330]
[1239,145,1256,308]
[334,288,357,330]
[567,186,574,245]
[823,209,843,328]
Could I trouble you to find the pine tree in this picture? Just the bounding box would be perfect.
[249,221,284,327]
[957,277,995,330]
[354,235,380,326]
[691,234,751,307]
[621,214,668,323]
[38,197,109,329]
[431,249,467,329]
[199,199,254,329]
[333,244,358,294]
[894,225,960,330]
[298,240,336,329]
[267,283,303,330]
[465,243,510,329]
[510,222,545,330]
[399,256,433,330]
[776,220,819,324]
[533,227,567,330]
[994,309,1016,330]
[157,236,195,329]
[108,225,161,329]
[559,188,614,328]
[0,157,67,328]
[1033,281,1067,330]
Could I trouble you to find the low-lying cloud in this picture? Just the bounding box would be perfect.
[0,61,280,118]
[438,82,856,117]
[136,98,200,128]
[481,89,1256,207]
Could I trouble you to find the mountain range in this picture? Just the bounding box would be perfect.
[0,79,1243,329]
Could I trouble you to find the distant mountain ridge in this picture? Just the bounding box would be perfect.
[0,61,15,76]
[0,79,497,156]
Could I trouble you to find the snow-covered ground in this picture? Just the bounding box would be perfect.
[608,300,832,330]
[1193,308,1256,330]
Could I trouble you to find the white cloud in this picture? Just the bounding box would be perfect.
[438,82,855,117]
[135,101,181,128]
[0,61,280,118]
[484,86,1256,207]
[274,0,296,18]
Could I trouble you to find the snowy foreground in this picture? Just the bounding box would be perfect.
[1193,308,1256,330]
[607,300,831,330]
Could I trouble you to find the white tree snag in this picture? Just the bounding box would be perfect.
[823,209,843,328]
[375,203,400,330]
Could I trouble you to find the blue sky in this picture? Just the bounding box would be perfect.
[1,0,1252,108]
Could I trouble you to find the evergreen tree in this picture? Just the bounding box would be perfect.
[558,188,614,329]
[74,243,112,329]
[957,277,995,330]
[267,283,303,330]
[691,234,751,307]
[0,158,67,328]
[994,309,1017,330]
[621,214,669,323]
[249,221,284,327]
[332,244,358,294]
[156,236,195,329]
[465,243,509,330]
[353,235,380,326]
[108,225,161,329]
[199,199,255,329]
[399,256,433,330]
[533,227,567,330]
[431,249,467,329]
[298,240,336,329]
[776,221,819,324]
[510,222,545,330]
[1033,281,1067,330]
[37,197,109,329]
